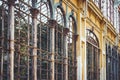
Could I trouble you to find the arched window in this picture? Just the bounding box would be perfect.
[54,6,65,80]
[68,16,77,80]
[37,0,51,80]
[86,29,100,80]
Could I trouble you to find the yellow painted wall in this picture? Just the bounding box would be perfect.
[54,0,119,80]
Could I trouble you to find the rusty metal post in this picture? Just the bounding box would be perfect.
[63,28,69,80]
[48,20,57,80]
[8,0,15,80]
[30,7,39,80]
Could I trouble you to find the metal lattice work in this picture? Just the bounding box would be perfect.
[0,0,51,80]
[0,0,77,80]
[106,45,119,80]
[86,29,100,80]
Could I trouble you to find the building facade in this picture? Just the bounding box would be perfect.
[0,0,120,80]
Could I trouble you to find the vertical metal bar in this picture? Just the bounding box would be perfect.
[91,45,94,80]
[8,0,15,80]
[17,16,20,80]
[27,15,30,80]
[48,20,57,80]
[30,8,39,80]
[1,3,4,80]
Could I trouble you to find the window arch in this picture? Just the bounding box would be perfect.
[68,15,77,80]
[38,0,51,23]
[86,29,100,80]
[55,6,65,26]
[86,29,99,47]
[37,0,52,80]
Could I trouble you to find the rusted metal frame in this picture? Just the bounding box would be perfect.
[1,3,5,80]
[8,0,16,80]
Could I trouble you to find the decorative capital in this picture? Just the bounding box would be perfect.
[48,19,57,28]
[30,8,39,18]
[63,28,69,35]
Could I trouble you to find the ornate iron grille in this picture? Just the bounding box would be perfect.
[86,29,100,80]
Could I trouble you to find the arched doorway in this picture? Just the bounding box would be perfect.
[86,29,100,80]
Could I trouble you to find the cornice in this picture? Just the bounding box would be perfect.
[104,18,117,36]
[87,0,103,20]
[105,36,116,45]
[63,0,79,13]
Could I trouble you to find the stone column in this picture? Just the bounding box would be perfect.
[8,0,15,80]
[48,19,57,80]
[63,28,69,80]
[30,8,39,80]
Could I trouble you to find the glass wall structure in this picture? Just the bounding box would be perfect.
[0,0,77,80]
